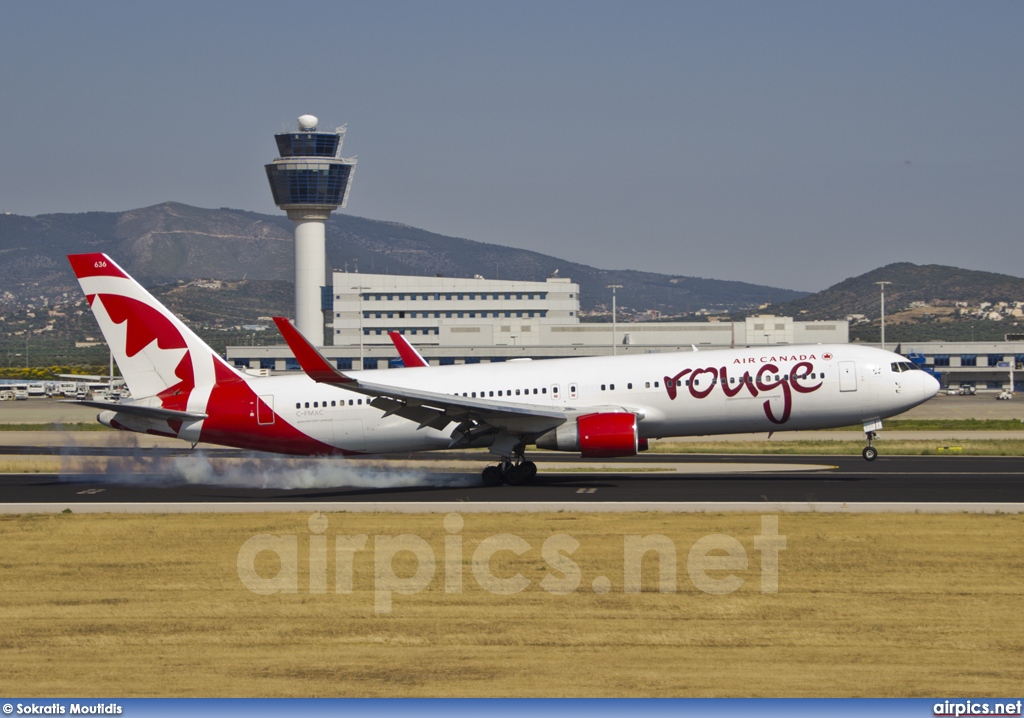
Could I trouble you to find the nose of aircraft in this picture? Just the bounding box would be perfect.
[922,371,940,401]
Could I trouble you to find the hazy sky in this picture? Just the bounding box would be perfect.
[2,1,1022,291]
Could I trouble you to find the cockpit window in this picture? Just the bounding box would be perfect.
[890,361,921,373]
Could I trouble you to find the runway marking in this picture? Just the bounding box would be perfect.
[576,488,598,494]
[75,488,106,495]
[2,501,1023,514]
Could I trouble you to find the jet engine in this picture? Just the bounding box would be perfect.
[536,412,648,458]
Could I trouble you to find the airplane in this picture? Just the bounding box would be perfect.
[67,252,940,485]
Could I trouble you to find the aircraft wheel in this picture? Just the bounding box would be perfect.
[522,461,538,482]
[862,446,878,462]
[481,466,503,486]
[504,464,528,486]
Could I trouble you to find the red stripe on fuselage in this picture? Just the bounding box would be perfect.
[198,363,356,456]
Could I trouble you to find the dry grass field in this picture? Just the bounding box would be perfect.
[1,511,1022,697]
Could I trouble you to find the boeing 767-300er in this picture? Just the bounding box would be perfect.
[67,253,940,485]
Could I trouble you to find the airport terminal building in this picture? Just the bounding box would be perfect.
[226,271,850,371]
[901,340,1024,392]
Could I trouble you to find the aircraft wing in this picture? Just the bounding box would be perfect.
[388,331,429,368]
[273,317,567,436]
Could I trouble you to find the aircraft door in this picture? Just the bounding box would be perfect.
[839,361,857,392]
[550,385,560,400]
[257,395,275,425]
[569,383,578,400]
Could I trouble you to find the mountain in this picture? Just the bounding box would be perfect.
[0,202,805,316]
[769,263,1024,343]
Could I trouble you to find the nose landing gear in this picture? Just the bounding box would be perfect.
[862,437,878,461]
[861,424,881,461]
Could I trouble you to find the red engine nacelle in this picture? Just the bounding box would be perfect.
[536,412,648,458]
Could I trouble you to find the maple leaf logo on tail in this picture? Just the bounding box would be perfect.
[68,253,243,411]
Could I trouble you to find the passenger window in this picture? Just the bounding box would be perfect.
[542,388,547,394]
[610,384,615,390]
[654,381,659,388]
[628,383,633,389]
[498,391,503,396]
[601,384,606,391]
[295,403,300,409]
[313,402,318,408]
[516,390,520,395]
[304,402,309,408]
[645,382,650,389]
[331,401,336,407]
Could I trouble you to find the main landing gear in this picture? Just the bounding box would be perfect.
[481,457,538,486]
[862,431,878,462]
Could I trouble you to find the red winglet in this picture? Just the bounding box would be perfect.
[273,317,354,384]
[68,253,129,279]
[388,331,429,368]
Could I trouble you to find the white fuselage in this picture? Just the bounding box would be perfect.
[217,344,937,455]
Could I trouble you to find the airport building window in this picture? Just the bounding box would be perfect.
[988,354,1005,366]
[934,355,950,367]
[961,354,977,367]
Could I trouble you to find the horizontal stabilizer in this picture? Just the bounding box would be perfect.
[61,399,207,422]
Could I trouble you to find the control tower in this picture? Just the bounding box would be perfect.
[265,114,357,346]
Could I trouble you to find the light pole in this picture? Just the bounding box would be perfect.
[876,281,891,351]
[352,285,369,370]
[607,285,623,356]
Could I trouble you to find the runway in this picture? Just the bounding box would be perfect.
[2,449,1024,506]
